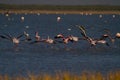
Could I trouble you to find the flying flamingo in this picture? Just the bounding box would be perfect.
[0,33,23,47]
[54,34,72,44]
[43,36,56,44]
[100,29,120,43]
[30,32,43,44]
[79,26,110,47]
[54,33,85,44]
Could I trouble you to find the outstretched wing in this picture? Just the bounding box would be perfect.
[0,35,9,40]
[17,34,24,39]
[103,28,111,35]
[4,33,12,40]
[78,26,87,37]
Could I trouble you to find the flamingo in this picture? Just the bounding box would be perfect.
[43,36,56,44]
[69,35,85,42]
[100,33,115,43]
[54,34,72,44]
[29,32,42,44]
[0,33,23,47]
[54,34,64,39]
[54,34,85,44]
[35,31,40,41]
[100,29,120,43]
[79,26,109,47]
[84,36,109,47]
[62,37,71,44]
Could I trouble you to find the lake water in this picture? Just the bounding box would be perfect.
[0,13,120,76]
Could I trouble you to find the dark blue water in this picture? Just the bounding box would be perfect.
[0,13,120,76]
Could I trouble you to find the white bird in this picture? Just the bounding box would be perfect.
[21,16,24,21]
[112,15,115,18]
[99,14,102,18]
[57,16,61,22]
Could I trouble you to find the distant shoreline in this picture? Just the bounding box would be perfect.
[0,10,120,14]
[0,4,120,14]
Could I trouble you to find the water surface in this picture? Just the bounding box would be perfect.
[0,13,120,76]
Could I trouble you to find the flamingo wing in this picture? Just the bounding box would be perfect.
[17,34,24,39]
[0,35,10,40]
[4,33,13,40]
[78,26,87,37]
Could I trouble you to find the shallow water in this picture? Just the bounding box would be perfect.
[0,13,120,76]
